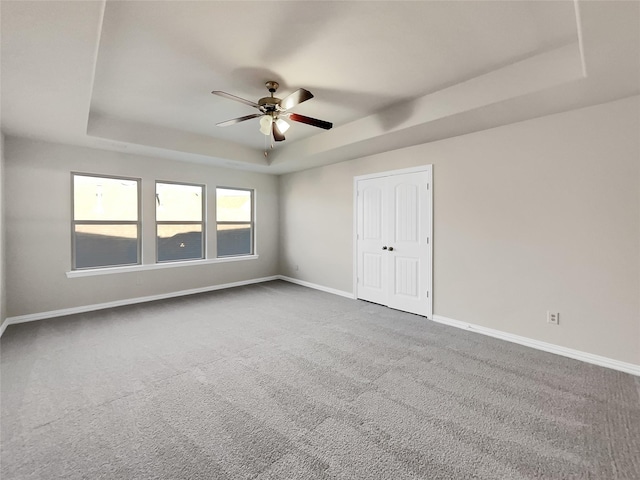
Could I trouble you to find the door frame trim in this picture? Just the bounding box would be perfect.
[353,165,433,318]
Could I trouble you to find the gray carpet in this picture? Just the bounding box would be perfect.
[1,280,639,479]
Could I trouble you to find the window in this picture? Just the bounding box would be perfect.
[216,187,253,257]
[72,173,140,269]
[156,182,205,262]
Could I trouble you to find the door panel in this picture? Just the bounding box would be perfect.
[394,183,419,243]
[363,187,382,240]
[394,256,419,297]
[363,253,383,289]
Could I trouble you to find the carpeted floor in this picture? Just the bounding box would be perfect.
[1,280,639,479]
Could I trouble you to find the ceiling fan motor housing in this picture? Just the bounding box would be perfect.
[258,96,280,113]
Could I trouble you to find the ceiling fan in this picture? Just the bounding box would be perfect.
[212,81,333,143]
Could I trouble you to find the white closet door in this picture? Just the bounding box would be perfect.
[356,167,432,318]
[356,176,388,307]
[386,171,431,316]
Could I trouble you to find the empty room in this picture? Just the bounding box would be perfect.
[1,1,639,479]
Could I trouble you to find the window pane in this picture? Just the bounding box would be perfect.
[74,175,138,221]
[74,224,138,268]
[156,183,203,222]
[157,224,203,262]
[216,188,251,222]
[217,224,252,257]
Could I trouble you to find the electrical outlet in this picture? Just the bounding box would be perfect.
[547,311,560,325]
[294,264,299,271]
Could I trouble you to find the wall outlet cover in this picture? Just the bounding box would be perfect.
[547,311,560,325]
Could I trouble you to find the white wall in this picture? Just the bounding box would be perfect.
[4,138,279,317]
[279,96,640,365]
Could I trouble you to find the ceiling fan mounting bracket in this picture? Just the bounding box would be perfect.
[265,81,279,93]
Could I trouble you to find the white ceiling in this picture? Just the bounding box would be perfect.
[2,1,639,174]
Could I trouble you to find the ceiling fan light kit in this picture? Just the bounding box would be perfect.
[212,81,333,144]
[259,115,272,135]
[275,118,290,134]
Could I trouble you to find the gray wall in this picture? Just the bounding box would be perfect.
[4,97,639,366]
[279,96,640,365]
[4,138,279,317]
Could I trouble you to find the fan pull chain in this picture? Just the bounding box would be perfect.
[263,131,275,158]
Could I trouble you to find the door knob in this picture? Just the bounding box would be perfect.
[388,247,394,251]
[382,246,388,250]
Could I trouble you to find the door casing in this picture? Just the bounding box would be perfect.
[353,165,433,318]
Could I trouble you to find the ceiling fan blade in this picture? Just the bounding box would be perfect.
[288,113,333,130]
[279,88,314,111]
[272,121,286,142]
[216,113,263,127]
[211,91,261,110]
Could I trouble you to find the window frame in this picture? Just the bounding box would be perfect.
[216,186,255,258]
[155,180,206,263]
[71,172,142,271]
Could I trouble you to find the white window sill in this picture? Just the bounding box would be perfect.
[66,255,259,278]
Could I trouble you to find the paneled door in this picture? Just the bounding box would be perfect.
[355,167,432,317]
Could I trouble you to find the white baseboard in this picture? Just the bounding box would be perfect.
[432,314,640,377]
[0,276,280,335]
[277,275,355,299]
